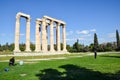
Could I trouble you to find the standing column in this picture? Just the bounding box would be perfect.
[35,20,41,52]
[50,20,55,52]
[42,18,47,52]
[14,16,21,52]
[46,25,48,51]
[62,24,67,51]
[25,18,31,52]
[56,23,61,51]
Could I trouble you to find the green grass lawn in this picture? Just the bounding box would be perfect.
[0,53,84,61]
[0,53,120,80]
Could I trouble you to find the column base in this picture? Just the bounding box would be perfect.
[57,50,61,52]
[41,49,48,52]
[63,49,67,52]
[14,49,21,53]
[57,48,61,52]
[35,49,41,52]
[50,49,55,52]
[41,50,48,53]
[25,49,31,52]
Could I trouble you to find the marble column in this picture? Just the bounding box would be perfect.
[14,16,21,52]
[42,18,47,52]
[46,25,48,51]
[62,24,67,51]
[25,18,31,52]
[35,20,41,52]
[56,23,61,51]
[50,20,55,52]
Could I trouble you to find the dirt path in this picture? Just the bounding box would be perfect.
[0,52,119,63]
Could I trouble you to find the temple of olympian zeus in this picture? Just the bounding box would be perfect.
[14,12,67,53]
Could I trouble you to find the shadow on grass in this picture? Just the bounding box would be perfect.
[100,55,120,58]
[36,64,120,80]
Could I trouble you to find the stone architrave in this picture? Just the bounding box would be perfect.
[42,16,67,52]
[14,13,67,53]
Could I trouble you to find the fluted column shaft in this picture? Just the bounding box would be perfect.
[14,16,21,52]
[62,24,67,51]
[50,21,55,52]
[56,23,61,51]
[46,26,48,51]
[35,20,41,52]
[25,18,31,52]
[42,18,47,52]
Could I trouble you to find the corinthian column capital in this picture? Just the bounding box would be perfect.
[57,22,61,26]
[50,20,54,24]
[27,18,31,22]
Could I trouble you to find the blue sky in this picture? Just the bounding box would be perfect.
[0,0,120,46]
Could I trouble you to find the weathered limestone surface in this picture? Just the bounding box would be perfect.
[56,22,61,51]
[63,25,67,51]
[50,20,55,52]
[25,18,31,52]
[42,18,47,52]
[14,16,21,52]
[35,19,41,52]
[14,12,31,52]
[14,12,68,54]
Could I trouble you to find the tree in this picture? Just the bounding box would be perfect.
[105,42,113,51]
[61,43,63,50]
[116,29,120,51]
[0,44,3,51]
[5,42,9,51]
[54,44,57,51]
[9,43,14,51]
[83,46,89,52]
[94,33,99,51]
[89,43,94,51]
[30,42,35,51]
[73,39,79,52]
[66,44,71,52]
[97,44,104,52]
[20,43,25,51]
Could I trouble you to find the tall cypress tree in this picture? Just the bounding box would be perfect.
[94,33,98,51]
[116,29,120,50]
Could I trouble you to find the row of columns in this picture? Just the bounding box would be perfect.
[35,16,67,52]
[14,12,31,52]
[14,12,67,53]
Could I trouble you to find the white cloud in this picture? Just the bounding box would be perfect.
[66,38,75,41]
[67,29,97,45]
[66,37,85,42]
[66,30,73,36]
[83,34,91,37]
[78,37,84,40]
[76,29,96,35]
[90,29,96,32]
[76,30,89,35]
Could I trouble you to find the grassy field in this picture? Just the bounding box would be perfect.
[0,53,120,80]
[0,53,85,61]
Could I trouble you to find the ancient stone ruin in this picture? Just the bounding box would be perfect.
[14,12,67,54]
